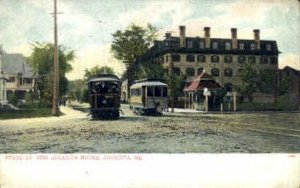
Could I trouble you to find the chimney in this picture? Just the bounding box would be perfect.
[253,29,260,50]
[231,28,237,50]
[204,27,210,48]
[165,32,172,38]
[179,26,186,48]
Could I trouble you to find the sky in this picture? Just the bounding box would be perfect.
[0,0,299,80]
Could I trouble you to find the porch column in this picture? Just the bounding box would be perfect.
[189,93,192,109]
[184,93,187,109]
[4,81,7,103]
[191,92,194,109]
[233,91,237,111]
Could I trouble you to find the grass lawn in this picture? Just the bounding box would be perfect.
[0,107,53,120]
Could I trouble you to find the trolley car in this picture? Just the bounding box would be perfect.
[129,78,168,115]
[87,74,121,119]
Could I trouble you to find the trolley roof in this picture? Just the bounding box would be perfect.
[130,81,167,89]
[88,73,120,83]
[88,77,119,82]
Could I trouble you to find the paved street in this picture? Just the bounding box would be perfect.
[0,104,300,153]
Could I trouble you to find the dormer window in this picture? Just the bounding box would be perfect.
[8,77,15,83]
[250,43,256,50]
[187,41,193,48]
[266,44,272,51]
[225,42,231,50]
[212,42,218,50]
[239,43,244,50]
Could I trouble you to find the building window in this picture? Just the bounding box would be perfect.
[211,68,219,77]
[7,77,15,82]
[197,68,204,75]
[260,56,268,64]
[186,67,195,77]
[248,56,256,63]
[225,42,231,50]
[173,67,181,76]
[212,42,218,50]
[266,44,272,51]
[239,43,244,50]
[250,43,256,50]
[171,54,180,62]
[211,55,220,63]
[187,41,193,48]
[238,56,246,63]
[224,83,233,92]
[224,56,233,63]
[270,57,278,64]
[197,55,205,63]
[224,68,233,77]
[199,41,204,49]
[19,78,23,85]
[186,55,195,62]
[23,78,33,84]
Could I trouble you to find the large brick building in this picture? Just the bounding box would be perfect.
[138,26,280,104]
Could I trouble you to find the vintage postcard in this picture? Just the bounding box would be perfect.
[0,0,300,187]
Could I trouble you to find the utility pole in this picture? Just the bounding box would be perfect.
[52,0,60,116]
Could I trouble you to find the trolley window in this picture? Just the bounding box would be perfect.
[147,86,154,97]
[155,87,162,97]
[90,81,119,94]
[131,88,141,96]
[162,87,168,97]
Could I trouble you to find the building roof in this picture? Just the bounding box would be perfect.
[1,53,36,78]
[183,72,221,92]
[140,36,280,62]
[280,66,300,77]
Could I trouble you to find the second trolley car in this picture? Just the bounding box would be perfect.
[129,78,168,115]
[87,73,121,119]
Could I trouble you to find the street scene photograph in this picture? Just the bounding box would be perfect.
[0,0,300,187]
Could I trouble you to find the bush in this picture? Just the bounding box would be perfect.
[275,94,299,111]
[238,102,277,111]
[238,94,299,111]
[0,107,52,119]
[8,93,19,106]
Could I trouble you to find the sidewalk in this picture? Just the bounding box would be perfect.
[166,108,203,113]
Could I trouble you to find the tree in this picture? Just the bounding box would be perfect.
[278,73,292,96]
[84,65,114,80]
[111,23,157,97]
[257,69,276,94]
[111,24,157,63]
[236,63,280,102]
[27,42,74,104]
[235,63,259,102]
[135,61,166,80]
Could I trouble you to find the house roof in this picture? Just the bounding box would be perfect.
[1,53,36,78]
[183,72,221,92]
[280,66,300,77]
